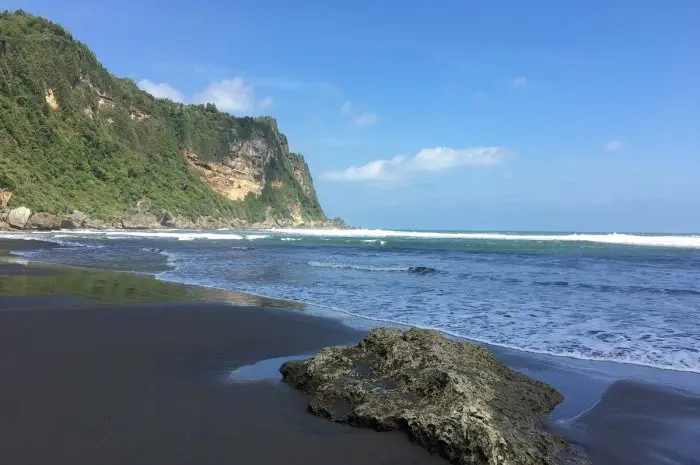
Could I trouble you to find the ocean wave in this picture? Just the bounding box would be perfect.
[280,237,301,241]
[265,228,700,249]
[309,260,410,272]
[244,234,270,240]
[308,261,435,273]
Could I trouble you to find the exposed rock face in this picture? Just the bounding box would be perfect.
[7,207,31,228]
[25,212,61,230]
[183,149,264,201]
[44,88,58,110]
[281,328,583,465]
[0,189,11,207]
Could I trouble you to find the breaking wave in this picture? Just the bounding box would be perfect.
[267,229,700,248]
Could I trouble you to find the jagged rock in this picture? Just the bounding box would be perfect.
[7,207,31,228]
[0,220,9,231]
[25,212,61,230]
[61,210,88,229]
[159,210,175,227]
[122,213,160,229]
[281,328,584,465]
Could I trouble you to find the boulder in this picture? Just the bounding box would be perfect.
[0,220,9,231]
[281,328,585,465]
[122,213,160,229]
[24,212,61,230]
[85,218,107,229]
[7,207,31,228]
[61,210,88,229]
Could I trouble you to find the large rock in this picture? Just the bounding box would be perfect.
[61,210,89,229]
[281,328,585,465]
[121,213,160,229]
[7,207,31,228]
[85,217,107,229]
[24,212,61,230]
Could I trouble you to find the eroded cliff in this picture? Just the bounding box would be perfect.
[0,10,327,229]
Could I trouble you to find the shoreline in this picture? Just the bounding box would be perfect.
[2,238,700,464]
[3,235,698,376]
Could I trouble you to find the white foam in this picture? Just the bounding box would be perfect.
[244,234,270,240]
[264,229,700,248]
[280,237,301,241]
[308,260,410,272]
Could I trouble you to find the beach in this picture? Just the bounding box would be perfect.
[1,238,699,464]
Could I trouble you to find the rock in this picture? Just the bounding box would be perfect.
[24,212,61,230]
[409,266,436,274]
[7,207,31,228]
[0,189,11,208]
[61,210,88,229]
[85,218,107,229]
[281,328,585,465]
[0,220,9,231]
[122,213,160,229]
[160,210,175,227]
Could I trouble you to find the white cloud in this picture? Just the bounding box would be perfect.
[137,79,185,102]
[508,76,528,88]
[193,78,254,113]
[322,146,509,182]
[340,100,352,114]
[259,96,274,110]
[353,112,379,128]
[604,140,624,152]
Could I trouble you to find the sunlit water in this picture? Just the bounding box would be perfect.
[3,228,699,373]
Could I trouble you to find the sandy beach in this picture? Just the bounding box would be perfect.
[1,239,699,465]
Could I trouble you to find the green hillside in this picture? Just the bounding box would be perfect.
[0,10,326,225]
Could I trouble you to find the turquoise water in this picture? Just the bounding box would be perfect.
[3,228,700,373]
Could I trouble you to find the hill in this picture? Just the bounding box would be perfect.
[0,10,332,229]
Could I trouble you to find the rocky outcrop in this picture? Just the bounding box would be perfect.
[121,213,160,229]
[0,189,11,208]
[183,149,264,201]
[24,212,61,230]
[60,210,88,229]
[281,328,585,465]
[7,207,31,228]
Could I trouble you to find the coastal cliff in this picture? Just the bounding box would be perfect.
[0,11,330,229]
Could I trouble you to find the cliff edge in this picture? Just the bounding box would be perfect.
[0,10,331,229]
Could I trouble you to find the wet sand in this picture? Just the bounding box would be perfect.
[1,241,699,464]
[0,296,445,464]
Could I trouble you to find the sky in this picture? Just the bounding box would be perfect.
[5,0,700,232]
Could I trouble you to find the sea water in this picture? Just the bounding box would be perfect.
[3,228,699,373]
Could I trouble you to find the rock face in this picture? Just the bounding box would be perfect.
[7,207,31,228]
[0,189,11,208]
[60,210,88,229]
[183,149,264,201]
[0,12,328,227]
[281,328,583,465]
[24,212,61,230]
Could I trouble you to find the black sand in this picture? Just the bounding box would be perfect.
[0,298,446,465]
[1,243,699,465]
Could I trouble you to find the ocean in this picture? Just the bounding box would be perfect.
[2,228,699,374]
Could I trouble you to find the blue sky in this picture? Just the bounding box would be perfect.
[7,0,700,231]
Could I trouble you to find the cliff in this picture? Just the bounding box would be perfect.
[0,11,328,229]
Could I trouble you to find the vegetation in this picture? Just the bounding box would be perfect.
[0,10,326,223]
